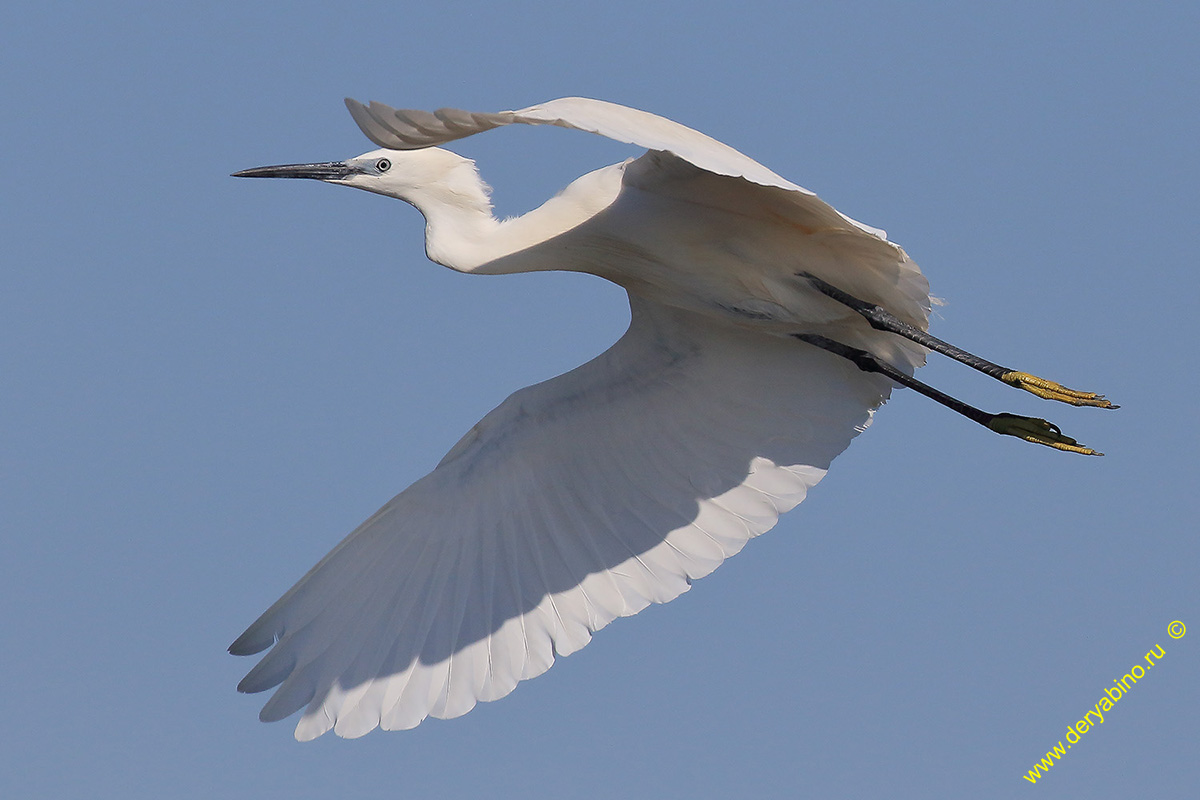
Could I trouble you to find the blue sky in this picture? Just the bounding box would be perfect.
[2,1,1196,797]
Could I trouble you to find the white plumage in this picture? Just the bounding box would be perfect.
[231,96,933,740]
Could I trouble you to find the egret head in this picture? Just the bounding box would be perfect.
[233,147,491,211]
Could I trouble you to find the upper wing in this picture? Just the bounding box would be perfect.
[231,295,894,740]
[343,96,888,239]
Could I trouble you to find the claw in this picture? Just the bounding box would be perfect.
[1001,371,1117,408]
[987,413,1103,456]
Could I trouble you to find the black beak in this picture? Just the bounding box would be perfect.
[231,161,359,180]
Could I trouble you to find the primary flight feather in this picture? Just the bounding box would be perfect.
[231,96,1110,741]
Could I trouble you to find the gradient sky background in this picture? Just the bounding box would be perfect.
[3,2,1197,797]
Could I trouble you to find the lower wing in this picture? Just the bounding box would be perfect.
[230,295,894,740]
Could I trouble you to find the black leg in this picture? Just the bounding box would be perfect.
[792,333,1102,455]
[798,272,1116,409]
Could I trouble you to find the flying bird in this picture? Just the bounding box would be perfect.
[231,97,1113,740]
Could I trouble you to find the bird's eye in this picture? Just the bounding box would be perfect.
[376,158,391,172]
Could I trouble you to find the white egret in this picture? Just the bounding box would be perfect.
[231,97,1113,740]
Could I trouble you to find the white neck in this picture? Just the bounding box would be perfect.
[412,161,626,275]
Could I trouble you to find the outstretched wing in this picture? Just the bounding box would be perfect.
[344,96,889,239]
[344,96,929,326]
[231,296,893,740]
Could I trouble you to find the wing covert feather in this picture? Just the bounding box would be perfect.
[232,296,893,739]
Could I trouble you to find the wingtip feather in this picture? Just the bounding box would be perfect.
[228,626,274,657]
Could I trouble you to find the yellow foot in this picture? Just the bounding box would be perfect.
[987,413,1103,456]
[1001,371,1117,408]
